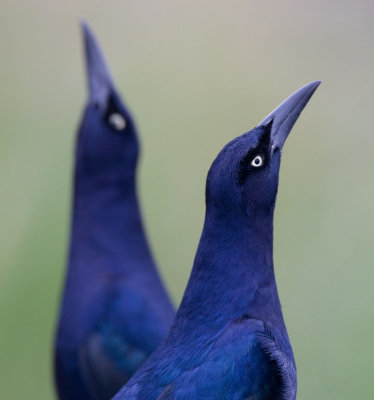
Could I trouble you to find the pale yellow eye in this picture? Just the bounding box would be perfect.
[108,113,127,130]
[251,155,264,167]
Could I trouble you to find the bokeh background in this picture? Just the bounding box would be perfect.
[1,0,374,399]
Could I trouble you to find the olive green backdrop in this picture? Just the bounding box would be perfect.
[1,1,373,399]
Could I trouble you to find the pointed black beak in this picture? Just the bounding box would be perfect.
[257,81,321,153]
[81,21,114,109]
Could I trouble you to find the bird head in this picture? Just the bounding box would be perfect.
[76,22,139,179]
[206,81,320,219]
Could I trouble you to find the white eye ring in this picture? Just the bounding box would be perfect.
[251,155,264,168]
[108,113,127,131]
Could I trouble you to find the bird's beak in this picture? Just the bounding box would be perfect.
[81,21,114,110]
[257,81,321,153]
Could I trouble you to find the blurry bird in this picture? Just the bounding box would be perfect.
[54,23,175,400]
[112,81,320,400]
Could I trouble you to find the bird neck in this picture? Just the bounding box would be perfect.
[68,169,153,275]
[175,206,283,332]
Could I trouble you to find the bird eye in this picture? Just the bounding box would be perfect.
[108,113,127,131]
[251,155,264,168]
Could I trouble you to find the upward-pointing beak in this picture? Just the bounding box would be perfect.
[81,21,114,109]
[257,81,321,152]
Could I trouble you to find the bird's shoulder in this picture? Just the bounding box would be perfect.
[77,283,173,398]
[78,331,136,399]
[155,318,281,400]
[118,317,295,400]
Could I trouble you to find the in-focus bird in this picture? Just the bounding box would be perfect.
[54,23,175,400]
[112,81,320,400]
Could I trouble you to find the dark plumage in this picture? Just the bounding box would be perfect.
[112,81,320,400]
[54,23,175,400]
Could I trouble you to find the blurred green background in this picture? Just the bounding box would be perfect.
[1,0,374,398]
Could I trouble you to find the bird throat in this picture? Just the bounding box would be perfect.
[177,209,278,330]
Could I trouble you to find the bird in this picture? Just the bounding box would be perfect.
[111,81,321,400]
[54,23,175,400]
